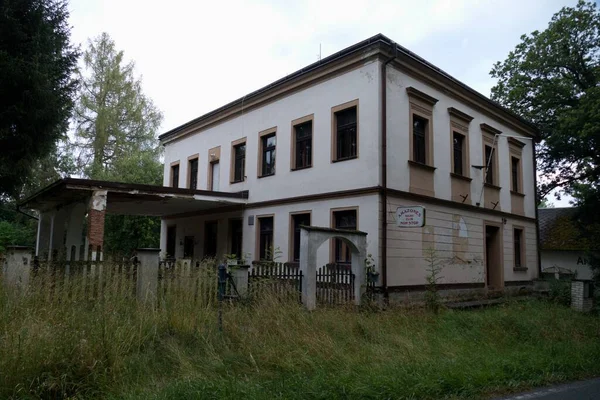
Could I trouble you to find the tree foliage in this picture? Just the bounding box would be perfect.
[490,1,600,200]
[70,33,163,257]
[0,0,79,198]
[72,32,162,179]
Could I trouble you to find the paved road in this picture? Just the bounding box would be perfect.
[494,378,600,400]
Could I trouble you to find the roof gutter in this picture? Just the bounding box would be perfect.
[381,43,398,302]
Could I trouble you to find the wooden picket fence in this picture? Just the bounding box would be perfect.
[249,261,303,302]
[157,259,226,307]
[316,263,355,305]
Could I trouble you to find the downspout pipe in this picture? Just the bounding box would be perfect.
[381,42,397,301]
[532,142,542,278]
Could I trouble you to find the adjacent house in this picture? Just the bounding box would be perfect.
[539,207,594,280]
[20,34,540,299]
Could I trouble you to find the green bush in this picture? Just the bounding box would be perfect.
[548,278,572,306]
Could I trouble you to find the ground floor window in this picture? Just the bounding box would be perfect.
[291,213,311,262]
[257,216,274,260]
[204,221,218,258]
[332,209,357,265]
[229,219,243,259]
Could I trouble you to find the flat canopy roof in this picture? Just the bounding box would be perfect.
[19,178,248,217]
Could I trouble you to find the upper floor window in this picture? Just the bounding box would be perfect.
[453,132,465,176]
[232,141,246,183]
[188,157,198,190]
[170,163,180,188]
[292,116,313,170]
[208,146,221,191]
[511,157,520,192]
[331,100,358,162]
[412,115,428,164]
[484,145,495,185]
[259,129,276,177]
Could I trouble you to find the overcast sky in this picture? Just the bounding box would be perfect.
[67,0,577,206]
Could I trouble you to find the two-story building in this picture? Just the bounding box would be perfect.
[20,34,540,299]
[157,34,540,296]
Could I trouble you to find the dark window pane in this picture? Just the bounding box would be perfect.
[485,146,494,185]
[171,165,179,188]
[413,115,427,164]
[295,121,312,169]
[261,134,276,176]
[258,217,274,260]
[514,229,522,268]
[333,210,357,265]
[292,213,311,261]
[183,236,194,258]
[234,143,246,182]
[511,157,520,192]
[204,221,218,258]
[229,219,243,259]
[189,158,198,190]
[335,107,357,160]
[453,133,464,176]
[166,225,176,258]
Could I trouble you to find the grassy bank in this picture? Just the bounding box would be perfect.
[0,280,599,399]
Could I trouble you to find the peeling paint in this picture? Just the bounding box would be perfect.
[90,191,107,211]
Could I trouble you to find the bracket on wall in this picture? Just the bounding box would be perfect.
[491,201,499,210]
[460,194,469,203]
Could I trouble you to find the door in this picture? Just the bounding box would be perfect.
[485,224,503,289]
[204,221,218,258]
[183,236,194,259]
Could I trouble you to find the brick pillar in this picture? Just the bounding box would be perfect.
[571,280,593,312]
[87,190,107,261]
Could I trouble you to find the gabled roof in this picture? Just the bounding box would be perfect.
[159,33,540,144]
[538,207,587,251]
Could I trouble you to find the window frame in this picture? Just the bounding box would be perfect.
[207,146,221,191]
[407,87,437,167]
[329,206,359,265]
[412,114,429,164]
[331,99,359,163]
[255,214,275,261]
[230,137,246,184]
[508,137,526,195]
[170,161,180,188]
[291,114,314,170]
[481,129,500,188]
[513,226,526,270]
[448,107,473,179]
[289,211,311,262]
[257,127,277,178]
[187,154,199,190]
[452,132,465,176]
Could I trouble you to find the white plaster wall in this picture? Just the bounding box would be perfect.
[386,195,538,287]
[162,61,381,202]
[541,250,594,280]
[385,64,536,218]
[162,194,380,269]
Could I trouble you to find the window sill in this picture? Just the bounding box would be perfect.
[483,183,502,191]
[510,190,526,197]
[513,267,528,272]
[450,173,472,182]
[332,155,358,163]
[230,179,245,185]
[258,173,275,179]
[408,160,436,172]
[291,165,312,171]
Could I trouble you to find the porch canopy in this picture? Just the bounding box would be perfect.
[19,178,248,259]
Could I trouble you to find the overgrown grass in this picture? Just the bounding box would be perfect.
[1,271,599,399]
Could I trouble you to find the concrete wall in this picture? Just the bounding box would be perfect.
[541,250,594,280]
[385,64,536,218]
[386,194,538,287]
[162,193,380,268]
[162,61,381,202]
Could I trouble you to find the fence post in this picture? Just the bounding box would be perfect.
[2,246,32,289]
[136,248,160,303]
[230,264,250,297]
